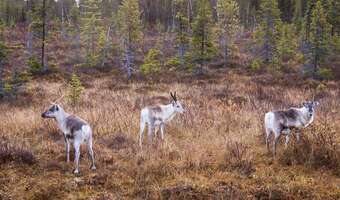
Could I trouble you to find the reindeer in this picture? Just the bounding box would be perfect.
[41,103,96,174]
[264,101,319,157]
[139,92,185,147]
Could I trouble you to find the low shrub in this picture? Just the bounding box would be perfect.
[221,140,255,176]
[0,138,37,165]
[28,56,43,74]
[317,68,333,80]
[279,121,340,176]
[250,59,262,71]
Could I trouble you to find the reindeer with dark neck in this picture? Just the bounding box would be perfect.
[41,101,96,174]
[264,101,319,157]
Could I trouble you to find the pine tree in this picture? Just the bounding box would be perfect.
[69,2,81,62]
[116,0,141,79]
[191,0,216,74]
[0,22,7,98]
[216,0,240,65]
[310,0,330,74]
[256,0,282,64]
[141,48,162,75]
[174,0,190,65]
[276,23,299,64]
[80,0,103,66]
[68,73,84,105]
[326,0,340,36]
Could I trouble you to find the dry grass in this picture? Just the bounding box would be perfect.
[0,70,340,199]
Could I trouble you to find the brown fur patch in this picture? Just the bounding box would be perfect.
[65,115,87,135]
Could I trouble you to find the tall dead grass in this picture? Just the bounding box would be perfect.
[0,73,339,199]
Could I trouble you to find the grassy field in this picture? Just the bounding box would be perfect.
[0,68,339,199]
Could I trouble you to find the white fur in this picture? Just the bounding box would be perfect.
[139,101,184,147]
[265,102,318,157]
[42,105,96,174]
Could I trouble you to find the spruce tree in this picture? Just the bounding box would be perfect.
[68,73,84,105]
[191,0,215,74]
[216,0,240,65]
[0,22,7,98]
[174,0,190,65]
[141,48,162,75]
[116,0,141,79]
[257,0,282,64]
[276,23,299,65]
[80,0,103,66]
[310,0,330,74]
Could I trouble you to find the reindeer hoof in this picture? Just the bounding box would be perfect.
[90,165,96,170]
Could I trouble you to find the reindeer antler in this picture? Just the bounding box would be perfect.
[50,86,66,105]
[170,92,177,102]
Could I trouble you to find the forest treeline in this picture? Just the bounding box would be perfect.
[0,0,339,98]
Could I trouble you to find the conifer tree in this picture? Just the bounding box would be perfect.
[116,0,141,79]
[276,23,299,64]
[69,2,81,62]
[141,48,162,75]
[0,22,7,98]
[80,0,103,66]
[174,0,190,65]
[257,0,282,63]
[191,0,215,74]
[310,0,330,74]
[216,0,240,65]
[326,0,340,36]
[68,73,84,105]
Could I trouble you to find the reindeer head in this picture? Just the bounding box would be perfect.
[302,101,319,117]
[42,95,65,119]
[41,104,63,119]
[170,92,184,114]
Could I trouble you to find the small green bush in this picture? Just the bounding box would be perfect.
[250,59,262,71]
[317,68,333,80]
[166,57,181,68]
[28,56,43,74]
[141,48,162,74]
[67,73,84,105]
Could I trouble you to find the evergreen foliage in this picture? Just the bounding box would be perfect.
[67,73,84,105]
[309,0,331,74]
[141,48,162,75]
[191,0,216,73]
[216,0,240,65]
[116,0,141,78]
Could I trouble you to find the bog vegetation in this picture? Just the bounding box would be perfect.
[0,0,339,199]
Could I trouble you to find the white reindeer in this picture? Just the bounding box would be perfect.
[41,104,96,174]
[139,92,185,147]
[264,101,319,156]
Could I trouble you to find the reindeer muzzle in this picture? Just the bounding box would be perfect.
[41,112,47,118]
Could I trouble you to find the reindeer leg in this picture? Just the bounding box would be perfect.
[147,122,154,145]
[139,120,146,148]
[154,126,159,140]
[265,127,272,153]
[64,136,70,162]
[296,131,300,143]
[283,129,291,149]
[73,140,81,174]
[273,131,280,157]
[87,137,96,170]
[160,123,165,140]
